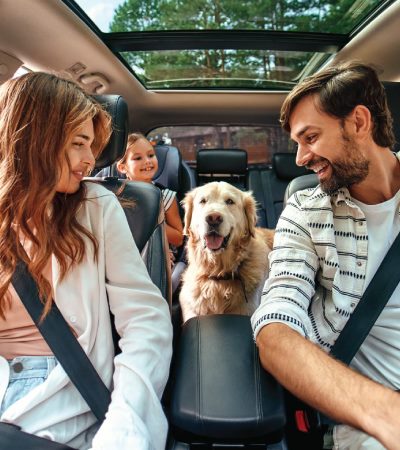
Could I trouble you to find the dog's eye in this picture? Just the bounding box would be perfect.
[225,198,235,205]
[199,198,207,204]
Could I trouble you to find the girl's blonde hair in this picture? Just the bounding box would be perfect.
[0,72,112,318]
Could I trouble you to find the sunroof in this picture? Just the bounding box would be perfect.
[120,49,332,90]
[69,0,393,90]
[75,0,387,34]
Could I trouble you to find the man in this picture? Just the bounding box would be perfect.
[252,61,400,450]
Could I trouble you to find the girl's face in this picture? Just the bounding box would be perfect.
[56,117,95,193]
[118,138,158,182]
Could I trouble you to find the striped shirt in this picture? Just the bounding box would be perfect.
[161,187,176,212]
[252,178,400,374]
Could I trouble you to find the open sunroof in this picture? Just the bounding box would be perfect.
[67,0,394,90]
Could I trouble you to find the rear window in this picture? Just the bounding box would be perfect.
[147,125,292,167]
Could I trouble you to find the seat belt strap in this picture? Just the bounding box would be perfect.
[330,231,400,364]
[296,231,400,431]
[12,258,111,421]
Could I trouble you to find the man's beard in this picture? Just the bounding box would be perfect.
[308,133,370,195]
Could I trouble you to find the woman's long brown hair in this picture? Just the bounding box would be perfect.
[0,72,112,318]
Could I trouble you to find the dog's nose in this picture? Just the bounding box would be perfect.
[206,213,223,226]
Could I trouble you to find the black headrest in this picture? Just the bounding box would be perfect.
[284,173,318,207]
[92,178,161,253]
[197,149,247,174]
[92,95,129,169]
[273,152,311,180]
[153,145,181,191]
[382,81,400,153]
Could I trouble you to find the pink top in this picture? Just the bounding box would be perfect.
[0,237,52,360]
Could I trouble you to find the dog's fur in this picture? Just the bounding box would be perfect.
[179,181,274,323]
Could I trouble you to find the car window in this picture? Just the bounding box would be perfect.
[147,125,293,167]
[12,66,30,78]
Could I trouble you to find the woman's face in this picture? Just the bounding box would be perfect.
[55,118,95,193]
[118,138,158,183]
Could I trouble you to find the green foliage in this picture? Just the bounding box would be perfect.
[109,0,382,88]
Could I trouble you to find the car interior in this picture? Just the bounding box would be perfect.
[1,0,400,448]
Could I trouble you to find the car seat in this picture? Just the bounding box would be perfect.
[90,95,171,305]
[94,143,196,211]
[248,153,312,228]
[153,144,196,208]
[196,148,248,189]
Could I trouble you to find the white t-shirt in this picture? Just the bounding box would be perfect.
[351,189,400,389]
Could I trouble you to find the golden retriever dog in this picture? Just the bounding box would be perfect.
[179,181,274,323]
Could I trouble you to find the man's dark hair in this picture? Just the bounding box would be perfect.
[280,61,395,148]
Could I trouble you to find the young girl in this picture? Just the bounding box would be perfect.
[116,133,184,249]
[0,73,172,449]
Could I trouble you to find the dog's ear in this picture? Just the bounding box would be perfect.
[181,190,194,236]
[243,191,257,238]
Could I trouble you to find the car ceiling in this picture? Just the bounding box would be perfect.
[1,0,400,133]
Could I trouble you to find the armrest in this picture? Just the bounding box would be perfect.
[169,314,286,444]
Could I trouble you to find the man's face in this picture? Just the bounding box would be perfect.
[289,94,369,194]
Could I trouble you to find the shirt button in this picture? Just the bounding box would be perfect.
[12,362,23,373]
[351,302,356,308]
[358,222,364,226]
[70,315,77,323]
[357,261,362,267]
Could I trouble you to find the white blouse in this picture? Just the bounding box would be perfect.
[0,181,173,450]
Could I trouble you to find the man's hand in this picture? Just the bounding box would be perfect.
[256,323,400,449]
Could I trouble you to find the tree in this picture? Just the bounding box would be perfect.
[109,0,378,88]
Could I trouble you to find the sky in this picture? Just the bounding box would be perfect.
[74,0,123,31]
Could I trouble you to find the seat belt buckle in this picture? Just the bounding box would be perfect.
[295,407,323,432]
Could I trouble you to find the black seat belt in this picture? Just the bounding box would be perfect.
[296,231,400,432]
[11,258,111,422]
[330,230,400,363]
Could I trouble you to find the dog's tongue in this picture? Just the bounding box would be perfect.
[205,234,224,250]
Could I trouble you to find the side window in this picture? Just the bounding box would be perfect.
[147,125,293,168]
[12,66,30,79]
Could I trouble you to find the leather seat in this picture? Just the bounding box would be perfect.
[90,95,171,304]
[196,148,248,189]
[154,144,196,202]
[283,173,318,207]
[95,143,196,207]
[249,152,312,228]
[95,139,195,302]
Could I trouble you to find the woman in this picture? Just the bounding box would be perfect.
[0,72,172,449]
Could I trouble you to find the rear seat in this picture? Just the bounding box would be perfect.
[95,143,195,214]
[196,148,248,190]
[153,144,196,215]
[249,152,312,228]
